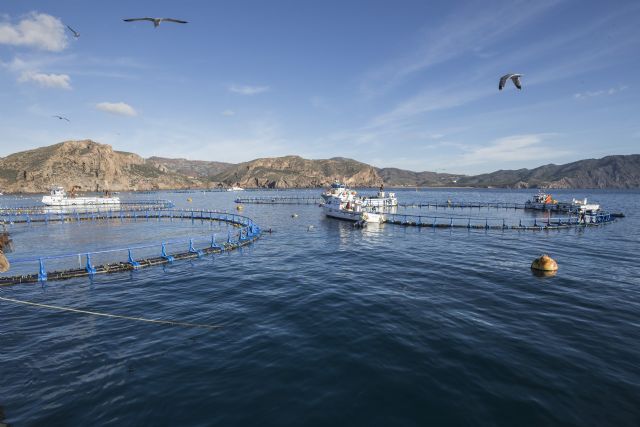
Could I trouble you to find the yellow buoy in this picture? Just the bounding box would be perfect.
[236,205,244,211]
[187,197,192,202]
[531,254,558,272]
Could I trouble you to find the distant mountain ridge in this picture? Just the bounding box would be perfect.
[147,156,233,178]
[0,140,638,192]
[455,155,640,189]
[211,155,381,188]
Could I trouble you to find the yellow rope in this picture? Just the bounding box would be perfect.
[0,295,222,330]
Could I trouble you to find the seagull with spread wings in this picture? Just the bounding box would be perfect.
[123,17,188,27]
[53,115,70,122]
[66,24,80,38]
[499,73,523,90]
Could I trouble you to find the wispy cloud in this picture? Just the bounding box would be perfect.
[95,102,138,117]
[360,0,562,96]
[221,110,236,116]
[458,133,569,165]
[228,84,270,95]
[18,70,71,89]
[574,86,628,100]
[0,12,68,51]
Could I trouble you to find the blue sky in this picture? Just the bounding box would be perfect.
[1,0,639,174]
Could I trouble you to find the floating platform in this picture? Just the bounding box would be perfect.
[0,208,261,286]
[235,196,323,205]
[382,211,615,230]
[0,199,175,216]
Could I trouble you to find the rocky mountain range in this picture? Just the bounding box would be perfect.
[0,140,638,193]
[454,155,640,189]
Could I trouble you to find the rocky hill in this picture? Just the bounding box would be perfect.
[211,155,382,188]
[376,168,463,187]
[147,156,233,179]
[0,140,201,192]
[455,155,640,189]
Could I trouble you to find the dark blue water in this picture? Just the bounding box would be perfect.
[1,189,639,426]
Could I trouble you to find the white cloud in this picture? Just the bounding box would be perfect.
[95,102,138,117]
[574,86,628,100]
[458,134,569,165]
[0,12,68,51]
[18,70,71,89]
[228,84,270,95]
[221,110,236,116]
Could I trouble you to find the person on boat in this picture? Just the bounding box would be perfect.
[545,194,553,204]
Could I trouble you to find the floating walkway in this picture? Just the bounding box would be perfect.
[0,199,175,216]
[382,211,614,230]
[0,208,261,286]
[235,196,323,205]
[399,201,528,209]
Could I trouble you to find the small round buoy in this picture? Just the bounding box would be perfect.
[236,205,244,211]
[187,197,192,202]
[531,254,558,272]
[291,214,298,218]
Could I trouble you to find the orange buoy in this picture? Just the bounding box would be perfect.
[531,254,558,272]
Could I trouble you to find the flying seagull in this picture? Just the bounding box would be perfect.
[123,17,188,27]
[66,24,80,38]
[499,73,523,90]
[53,115,70,122]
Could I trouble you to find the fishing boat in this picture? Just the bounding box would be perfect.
[525,192,599,213]
[321,181,352,202]
[360,187,398,207]
[321,181,397,207]
[323,193,385,223]
[42,186,120,206]
[227,186,245,192]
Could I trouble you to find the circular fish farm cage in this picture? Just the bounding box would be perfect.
[0,207,261,286]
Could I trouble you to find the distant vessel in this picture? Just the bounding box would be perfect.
[42,186,120,206]
[525,192,599,212]
[227,186,245,192]
[323,192,384,223]
[321,181,397,207]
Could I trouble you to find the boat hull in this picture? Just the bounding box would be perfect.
[323,206,384,223]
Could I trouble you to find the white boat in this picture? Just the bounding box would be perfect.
[321,181,397,207]
[227,186,245,192]
[360,188,398,207]
[525,192,599,212]
[323,194,385,223]
[321,181,353,202]
[42,186,120,206]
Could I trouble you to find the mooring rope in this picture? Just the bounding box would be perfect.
[0,295,222,330]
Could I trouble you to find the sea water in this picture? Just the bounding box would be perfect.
[0,188,639,426]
